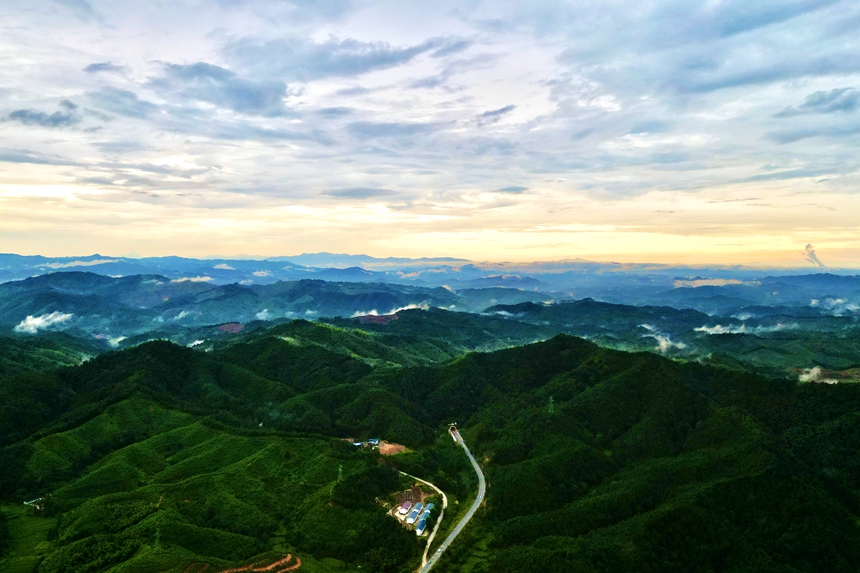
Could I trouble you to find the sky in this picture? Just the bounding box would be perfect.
[1,0,859,266]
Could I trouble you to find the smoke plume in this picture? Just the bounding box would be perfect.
[802,244,825,267]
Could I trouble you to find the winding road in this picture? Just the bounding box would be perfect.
[418,426,486,573]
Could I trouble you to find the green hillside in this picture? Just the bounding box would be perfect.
[1,320,859,572]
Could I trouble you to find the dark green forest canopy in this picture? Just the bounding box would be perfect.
[0,324,858,573]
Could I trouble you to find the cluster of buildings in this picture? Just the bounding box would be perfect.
[396,501,435,535]
[352,438,380,448]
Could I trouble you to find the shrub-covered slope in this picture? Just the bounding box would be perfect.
[1,327,859,573]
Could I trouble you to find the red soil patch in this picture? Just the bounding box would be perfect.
[379,442,406,455]
[218,323,244,333]
[216,554,301,573]
[358,314,399,325]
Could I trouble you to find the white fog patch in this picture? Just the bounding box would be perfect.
[108,336,126,347]
[41,259,120,269]
[695,323,798,335]
[14,311,73,333]
[253,270,272,277]
[172,276,213,283]
[732,313,754,321]
[821,298,859,316]
[799,367,838,384]
[639,324,685,353]
[810,299,819,306]
[350,302,430,318]
[214,263,235,270]
[174,310,190,320]
[188,340,205,347]
[256,309,272,320]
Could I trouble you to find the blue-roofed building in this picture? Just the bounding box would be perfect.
[353,441,364,447]
[413,502,424,513]
[406,509,420,524]
[367,438,380,445]
[415,518,427,535]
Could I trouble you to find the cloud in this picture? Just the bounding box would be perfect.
[639,324,686,353]
[152,62,289,116]
[41,259,120,269]
[674,278,747,287]
[630,120,673,134]
[695,322,799,335]
[819,297,859,315]
[411,53,500,90]
[108,336,126,347]
[323,187,397,199]
[252,270,272,276]
[53,0,96,20]
[84,62,126,74]
[14,312,73,334]
[255,308,272,320]
[799,366,838,384]
[477,104,515,125]
[766,124,860,144]
[204,122,334,144]
[802,243,825,267]
[347,121,441,139]
[3,100,80,128]
[316,106,353,117]
[213,263,235,270]
[774,88,860,117]
[224,36,451,82]
[431,39,472,58]
[495,186,528,194]
[171,276,213,282]
[350,302,429,317]
[88,88,159,119]
[0,149,77,166]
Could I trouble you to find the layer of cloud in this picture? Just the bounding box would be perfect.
[14,312,73,334]
[2,1,860,262]
[84,62,126,74]
[639,323,686,353]
[324,187,397,199]
[151,62,289,116]
[224,36,452,82]
[171,276,213,283]
[41,259,120,269]
[695,322,799,335]
[775,88,860,117]
[3,100,80,128]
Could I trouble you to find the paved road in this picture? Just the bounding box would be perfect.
[398,471,448,568]
[418,427,486,573]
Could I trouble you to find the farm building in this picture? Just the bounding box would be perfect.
[406,502,424,524]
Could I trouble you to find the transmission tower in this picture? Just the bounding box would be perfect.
[548,396,554,414]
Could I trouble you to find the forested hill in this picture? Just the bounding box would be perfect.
[0,324,859,572]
